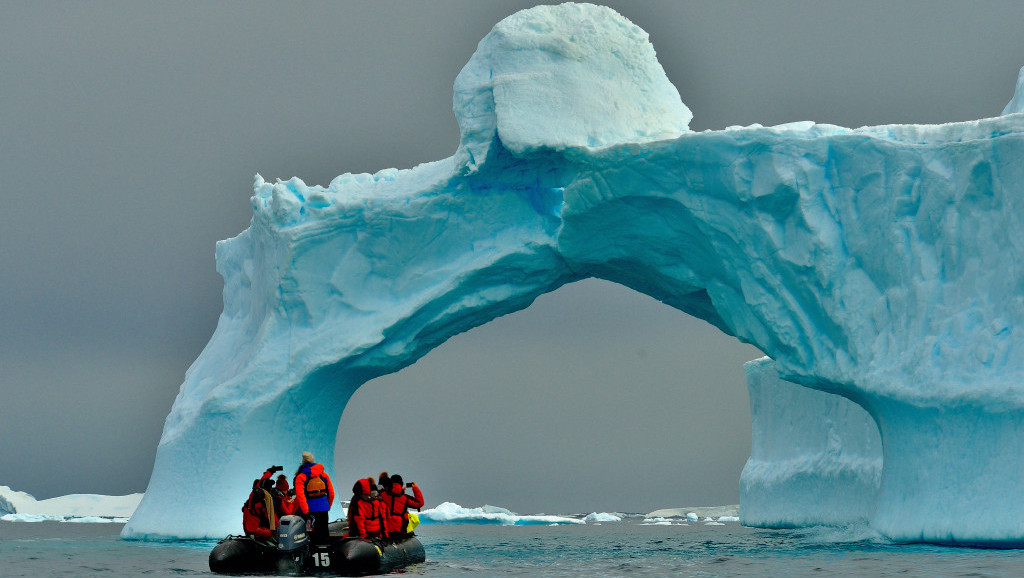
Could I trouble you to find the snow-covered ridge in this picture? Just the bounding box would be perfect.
[124,3,1024,546]
[0,485,141,522]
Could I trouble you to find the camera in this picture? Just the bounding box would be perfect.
[406,482,414,488]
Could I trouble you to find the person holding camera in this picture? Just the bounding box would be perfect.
[242,465,284,542]
[293,451,335,545]
[381,474,424,539]
[274,474,297,516]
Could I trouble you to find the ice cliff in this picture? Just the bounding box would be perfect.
[0,494,14,517]
[740,358,882,528]
[123,3,1024,545]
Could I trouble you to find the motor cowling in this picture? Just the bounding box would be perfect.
[277,515,309,553]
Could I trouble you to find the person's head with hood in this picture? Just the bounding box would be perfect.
[352,478,372,498]
[389,474,404,494]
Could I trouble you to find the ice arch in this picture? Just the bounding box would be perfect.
[124,3,1024,545]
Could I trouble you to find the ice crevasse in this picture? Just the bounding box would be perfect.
[122,3,1024,545]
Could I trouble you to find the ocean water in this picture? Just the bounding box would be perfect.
[3,518,1024,577]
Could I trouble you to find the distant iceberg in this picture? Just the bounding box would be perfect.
[0,485,142,521]
[647,505,740,520]
[583,512,623,523]
[62,516,129,524]
[0,513,130,523]
[418,502,583,526]
[2,513,63,523]
[644,505,741,525]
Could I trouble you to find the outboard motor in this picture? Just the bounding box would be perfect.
[275,515,311,574]
[277,515,309,554]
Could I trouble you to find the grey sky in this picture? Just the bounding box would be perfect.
[2,1,1022,514]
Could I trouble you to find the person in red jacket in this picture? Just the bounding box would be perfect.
[346,478,389,540]
[293,452,335,545]
[381,474,424,539]
[242,490,275,541]
[275,474,297,516]
[242,465,284,542]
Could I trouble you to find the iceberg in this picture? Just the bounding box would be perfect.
[583,512,623,523]
[2,513,63,523]
[60,516,127,524]
[124,3,1024,546]
[646,505,740,522]
[0,485,142,520]
[417,502,583,526]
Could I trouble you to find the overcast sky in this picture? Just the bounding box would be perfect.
[2,1,1023,515]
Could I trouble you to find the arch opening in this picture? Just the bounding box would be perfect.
[335,278,763,515]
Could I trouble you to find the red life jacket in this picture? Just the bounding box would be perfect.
[242,492,274,540]
[382,482,423,534]
[350,479,389,538]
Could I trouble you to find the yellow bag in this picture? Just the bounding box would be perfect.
[406,512,420,534]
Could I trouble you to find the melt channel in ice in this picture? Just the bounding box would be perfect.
[123,3,1024,546]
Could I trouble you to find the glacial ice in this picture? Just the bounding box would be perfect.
[1003,66,1024,115]
[740,358,882,528]
[646,505,741,522]
[0,494,14,517]
[124,3,1024,545]
[584,512,624,523]
[0,485,142,519]
[418,502,583,526]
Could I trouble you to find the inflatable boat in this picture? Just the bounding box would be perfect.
[209,516,425,576]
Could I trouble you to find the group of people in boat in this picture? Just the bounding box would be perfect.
[349,471,424,541]
[242,451,424,545]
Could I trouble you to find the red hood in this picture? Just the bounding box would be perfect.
[308,463,324,477]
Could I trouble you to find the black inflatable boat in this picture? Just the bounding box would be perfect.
[209,515,425,576]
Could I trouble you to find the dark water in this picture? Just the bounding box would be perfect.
[3,520,1024,577]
